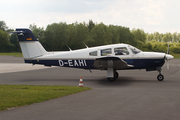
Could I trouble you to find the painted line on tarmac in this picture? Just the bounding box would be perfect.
[0,63,54,74]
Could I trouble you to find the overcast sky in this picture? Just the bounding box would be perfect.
[1,0,180,33]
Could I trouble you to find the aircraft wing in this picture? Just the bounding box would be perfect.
[93,56,133,70]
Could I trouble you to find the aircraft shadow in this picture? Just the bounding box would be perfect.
[18,76,165,87]
[85,76,159,87]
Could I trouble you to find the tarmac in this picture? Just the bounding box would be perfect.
[0,56,179,120]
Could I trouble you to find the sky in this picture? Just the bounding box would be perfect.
[1,0,180,33]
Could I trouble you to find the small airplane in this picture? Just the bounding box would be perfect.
[11,28,174,82]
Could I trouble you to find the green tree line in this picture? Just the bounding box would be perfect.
[0,20,180,54]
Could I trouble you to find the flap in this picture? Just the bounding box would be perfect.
[94,56,133,70]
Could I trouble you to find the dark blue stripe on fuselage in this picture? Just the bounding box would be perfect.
[123,58,165,69]
[25,58,165,70]
[25,59,95,69]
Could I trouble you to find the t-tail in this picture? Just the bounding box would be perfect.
[11,29,47,60]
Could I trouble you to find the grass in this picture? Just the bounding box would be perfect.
[0,52,23,57]
[0,85,91,111]
[171,53,180,59]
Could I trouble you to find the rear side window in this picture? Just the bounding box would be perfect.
[101,48,112,56]
[89,51,97,56]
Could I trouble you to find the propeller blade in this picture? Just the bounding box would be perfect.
[164,43,174,72]
[167,60,169,72]
[167,42,169,54]
[165,42,173,72]
[165,54,174,72]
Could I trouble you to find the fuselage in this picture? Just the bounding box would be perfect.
[24,43,167,71]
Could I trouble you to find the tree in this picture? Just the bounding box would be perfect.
[131,28,146,43]
[69,22,89,49]
[29,23,37,31]
[0,21,8,31]
[87,19,95,31]
[117,26,134,45]
[153,32,160,41]
[29,24,44,40]
[108,25,119,44]
[89,23,113,46]
[172,32,178,42]
[29,24,45,46]
[163,33,172,42]
[9,33,20,52]
[146,33,154,41]
[0,30,13,52]
[131,28,146,49]
[44,22,69,51]
[177,33,180,43]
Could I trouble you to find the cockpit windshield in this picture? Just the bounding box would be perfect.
[129,45,142,54]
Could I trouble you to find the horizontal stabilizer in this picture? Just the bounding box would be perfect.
[11,29,38,41]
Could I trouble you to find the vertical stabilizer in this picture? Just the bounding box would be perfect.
[11,29,47,59]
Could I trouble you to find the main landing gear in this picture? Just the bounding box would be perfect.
[107,71,119,82]
[157,68,164,81]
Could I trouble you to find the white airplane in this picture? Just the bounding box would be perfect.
[11,29,174,82]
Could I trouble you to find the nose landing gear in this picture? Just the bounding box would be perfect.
[157,67,164,81]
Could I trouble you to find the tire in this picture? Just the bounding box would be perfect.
[114,71,119,79]
[157,74,164,81]
[107,71,119,82]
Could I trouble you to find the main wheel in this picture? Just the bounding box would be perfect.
[157,74,164,81]
[114,71,119,79]
[107,71,119,82]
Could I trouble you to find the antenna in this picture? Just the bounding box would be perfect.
[66,44,72,51]
[83,42,88,48]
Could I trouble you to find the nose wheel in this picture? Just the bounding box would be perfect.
[157,74,164,81]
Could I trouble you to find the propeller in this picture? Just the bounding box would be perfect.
[164,42,174,72]
[167,43,169,72]
[167,42,169,54]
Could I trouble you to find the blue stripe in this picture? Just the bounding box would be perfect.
[25,59,96,69]
[124,58,165,69]
[25,58,165,70]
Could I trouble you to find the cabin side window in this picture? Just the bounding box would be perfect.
[114,47,129,55]
[101,48,112,56]
[89,51,97,56]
